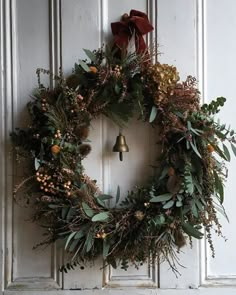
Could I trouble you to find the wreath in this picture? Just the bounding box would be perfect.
[12,10,236,274]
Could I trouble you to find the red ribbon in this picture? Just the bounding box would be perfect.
[111,10,154,54]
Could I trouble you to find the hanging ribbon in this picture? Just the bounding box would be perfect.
[111,9,154,54]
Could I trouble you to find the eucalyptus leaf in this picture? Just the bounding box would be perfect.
[114,84,121,94]
[213,170,224,203]
[69,239,80,252]
[34,158,40,171]
[159,166,169,180]
[116,185,120,205]
[150,193,173,203]
[79,59,90,72]
[163,200,174,209]
[211,143,228,161]
[96,198,106,208]
[82,202,95,217]
[65,232,76,250]
[149,106,157,123]
[48,204,60,209]
[223,143,231,161]
[182,223,203,239]
[191,202,198,218]
[74,230,86,240]
[85,230,94,253]
[190,141,202,158]
[231,143,236,157]
[103,239,110,258]
[83,48,96,62]
[92,212,109,222]
[187,121,192,130]
[154,214,165,225]
[176,201,183,207]
[61,207,69,219]
[98,194,113,200]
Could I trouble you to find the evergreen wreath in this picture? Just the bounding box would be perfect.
[12,10,236,274]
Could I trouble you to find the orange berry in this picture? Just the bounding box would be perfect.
[89,66,97,74]
[168,167,175,176]
[51,144,60,154]
[207,144,215,153]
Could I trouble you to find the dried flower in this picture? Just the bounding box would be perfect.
[134,210,145,221]
[90,66,98,74]
[51,145,61,154]
[207,144,215,153]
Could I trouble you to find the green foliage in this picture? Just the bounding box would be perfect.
[91,212,109,222]
[201,96,226,115]
[12,42,235,276]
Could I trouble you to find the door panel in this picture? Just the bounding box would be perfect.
[200,0,236,286]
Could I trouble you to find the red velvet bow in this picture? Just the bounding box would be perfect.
[111,10,154,54]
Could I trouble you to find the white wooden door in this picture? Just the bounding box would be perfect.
[1,0,236,294]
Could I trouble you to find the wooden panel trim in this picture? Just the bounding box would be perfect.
[0,0,17,289]
[197,0,236,286]
[0,0,63,290]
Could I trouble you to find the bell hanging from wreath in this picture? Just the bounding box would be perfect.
[113,132,129,161]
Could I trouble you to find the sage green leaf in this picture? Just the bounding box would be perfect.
[82,202,94,217]
[231,143,236,157]
[69,239,80,252]
[176,200,183,207]
[190,141,202,158]
[213,170,224,203]
[187,121,192,130]
[83,48,96,62]
[96,198,106,208]
[116,185,120,204]
[98,194,113,200]
[191,202,198,218]
[223,143,231,161]
[159,166,169,180]
[186,140,190,150]
[66,208,76,221]
[211,143,228,161]
[61,207,69,219]
[154,214,165,225]
[214,203,229,222]
[34,158,40,171]
[48,204,60,209]
[114,84,121,94]
[182,223,203,239]
[85,230,94,253]
[65,232,76,250]
[92,212,109,222]
[103,240,110,258]
[149,106,157,123]
[74,230,86,240]
[150,193,172,203]
[79,59,90,72]
[195,199,203,211]
[163,200,174,209]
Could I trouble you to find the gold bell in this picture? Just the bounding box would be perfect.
[113,133,129,161]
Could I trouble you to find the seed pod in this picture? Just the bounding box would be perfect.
[66,74,80,89]
[74,126,90,140]
[79,144,91,157]
[134,210,145,221]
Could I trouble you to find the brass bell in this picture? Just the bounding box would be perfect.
[113,133,129,161]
